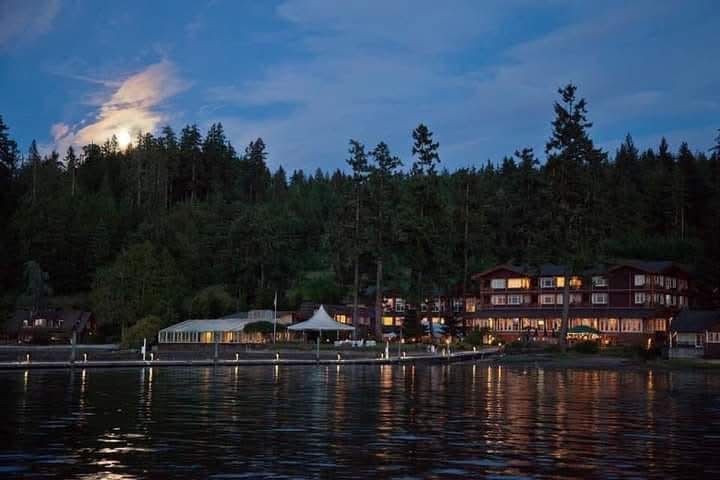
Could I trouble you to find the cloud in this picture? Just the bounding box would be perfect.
[52,60,188,153]
[0,0,60,49]
[207,0,718,171]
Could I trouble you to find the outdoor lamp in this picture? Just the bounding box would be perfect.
[83,353,88,363]
[337,352,342,361]
[275,352,280,361]
[235,353,239,361]
[25,353,30,363]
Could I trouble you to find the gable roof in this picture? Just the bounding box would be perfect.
[671,310,720,333]
[608,260,685,274]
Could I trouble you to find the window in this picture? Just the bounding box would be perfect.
[665,277,673,289]
[634,274,646,286]
[496,318,519,331]
[508,294,522,305]
[395,298,405,313]
[465,297,477,313]
[382,316,394,326]
[540,277,555,288]
[420,302,428,312]
[507,278,530,289]
[592,276,608,287]
[569,276,583,288]
[491,278,506,289]
[709,332,720,343]
[646,318,666,332]
[452,299,463,312]
[540,294,555,305]
[555,276,565,288]
[569,293,582,304]
[634,292,647,305]
[591,293,608,305]
[621,319,642,333]
[599,318,619,332]
[336,314,348,324]
[431,300,442,312]
[33,318,45,327]
[383,298,392,313]
[491,295,506,305]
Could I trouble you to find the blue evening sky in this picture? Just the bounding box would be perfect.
[1,0,718,172]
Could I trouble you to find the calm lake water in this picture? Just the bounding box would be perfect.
[2,363,720,479]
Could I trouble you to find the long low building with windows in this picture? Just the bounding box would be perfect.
[158,310,294,344]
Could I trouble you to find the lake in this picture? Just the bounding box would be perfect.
[2,363,720,479]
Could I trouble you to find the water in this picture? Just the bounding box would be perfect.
[2,363,720,479]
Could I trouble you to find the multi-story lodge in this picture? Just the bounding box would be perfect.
[463,260,690,345]
[374,260,690,346]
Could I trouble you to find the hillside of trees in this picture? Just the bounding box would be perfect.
[1,84,719,341]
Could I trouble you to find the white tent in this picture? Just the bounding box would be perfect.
[288,305,354,360]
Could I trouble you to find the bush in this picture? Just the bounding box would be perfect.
[122,315,164,349]
[573,340,600,354]
[243,321,286,334]
[464,329,485,346]
[503,340,525,353]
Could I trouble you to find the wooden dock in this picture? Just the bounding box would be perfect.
[0,347,501,370]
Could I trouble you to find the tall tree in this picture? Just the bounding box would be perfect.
[346,140,369,332]
[369,142,402,339]
[543,84,604,351]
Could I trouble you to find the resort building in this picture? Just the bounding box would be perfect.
[668,310,720,359]
[463,260,691,345]
[10,309,95,344]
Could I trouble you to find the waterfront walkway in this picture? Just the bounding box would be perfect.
[0,347,501,370]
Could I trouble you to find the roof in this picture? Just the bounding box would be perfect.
[472,264,526,279]
[160,318,256,333]
[608,260,684,274]
[296,302,371,321]
[671,310,720,333]
[288,305,355,331]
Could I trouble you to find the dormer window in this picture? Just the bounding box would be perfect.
[540,277,554,288]
[592,276,608,287]
[490,278,506,289]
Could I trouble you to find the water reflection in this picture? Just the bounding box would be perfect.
[1,364,720,479]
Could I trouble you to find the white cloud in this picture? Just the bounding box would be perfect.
[0,0,60,49]
[52,60,188,153]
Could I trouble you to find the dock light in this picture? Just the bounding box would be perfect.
[83,353,88,363]
[25,353,30,363]
[275,352,280,361]
[402,352,407,359]
[150,353,155,361]
[473,346,477,352]
[235,353,239,361]
[337,353,342,361]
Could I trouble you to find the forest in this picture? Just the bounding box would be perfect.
[1,84,719,342]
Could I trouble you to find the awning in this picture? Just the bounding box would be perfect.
[287,305,355,332]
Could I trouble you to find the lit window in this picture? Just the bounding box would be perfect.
[591,293,608,305]
[634,275,645,287]
[592,276,608,287]
[540,277,554,288]
[336,314,348,324]
[465,298,477,313]
[491,278,507,289]
[569,277,583,288]
[382,316,394,326]
[507,278,529,289]
[508,294,522,305]
[555,277,565,288]
[491,295,506,305]
[540,294,555,305]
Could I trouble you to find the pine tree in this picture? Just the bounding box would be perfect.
[346,140,369,332]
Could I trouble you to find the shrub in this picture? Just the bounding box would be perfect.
[573,340,600,354]
[504,340,525,353]
[122,315,164,349]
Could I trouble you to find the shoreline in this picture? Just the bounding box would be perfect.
[494,352,720,371]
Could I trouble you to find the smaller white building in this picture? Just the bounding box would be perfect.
[158,310,293,344]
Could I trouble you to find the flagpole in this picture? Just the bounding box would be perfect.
[273,290,277,344]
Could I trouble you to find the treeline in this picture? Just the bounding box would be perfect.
[1,84,719,340]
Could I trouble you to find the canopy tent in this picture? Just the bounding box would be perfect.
[288,305,354,360]
[288,305,355,332]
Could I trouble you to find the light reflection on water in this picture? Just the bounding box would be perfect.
[1,364,720,479]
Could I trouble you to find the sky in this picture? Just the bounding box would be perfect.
[0,0,718,172]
